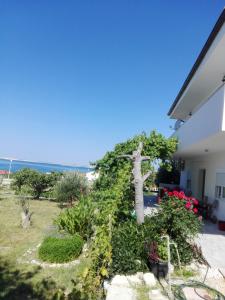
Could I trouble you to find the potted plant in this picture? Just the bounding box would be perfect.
[146,240,168,278]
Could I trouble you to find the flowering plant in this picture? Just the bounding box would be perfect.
[147,240,168,263]
[163,189,199,215]
[147,188,202,264]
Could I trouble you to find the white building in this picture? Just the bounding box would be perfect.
[168,8,225,220]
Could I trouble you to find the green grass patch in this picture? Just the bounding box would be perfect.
[173,267,197,278]
[0,191,90,296]
[39,235,84,263]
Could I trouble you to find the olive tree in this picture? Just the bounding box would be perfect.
[54,172,89,206]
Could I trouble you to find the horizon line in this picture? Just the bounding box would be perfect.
[0,157,91,169]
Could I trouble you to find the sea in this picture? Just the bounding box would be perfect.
[0,158,92,174]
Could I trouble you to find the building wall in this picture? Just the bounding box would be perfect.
[173,84,225,154]
[184,151,225,220]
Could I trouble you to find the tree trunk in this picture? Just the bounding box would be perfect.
[118,142,152,224]
[133,157,144,224]
[21,211,31,228]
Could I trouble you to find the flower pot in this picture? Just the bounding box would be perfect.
[149,260,168,278]
[218,220,225,231]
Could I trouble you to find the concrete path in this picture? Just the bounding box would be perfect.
[197,221,225,269]
[144,194,159,217]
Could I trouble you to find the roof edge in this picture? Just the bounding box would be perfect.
[168,8,225,117]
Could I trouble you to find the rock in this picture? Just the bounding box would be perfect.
[106,286,136,300]
[111,275,129,287]
[103,280,110,291]
[149,289,168,300]
[82,243,89,253]
[31,259,39,265]
[126,274,143,286]
[136,272,144,280]
[169,263,174,273]
[143,273,156,287]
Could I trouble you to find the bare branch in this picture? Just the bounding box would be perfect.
[137,142,143,154]
[142,170,152,182]
[141,156,151,161]
[117,154,133,160]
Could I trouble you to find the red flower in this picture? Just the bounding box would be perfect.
[185,202,192,209]
[193,199,199,206]
[193,208,198,214]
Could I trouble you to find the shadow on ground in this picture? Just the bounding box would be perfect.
[0,256,64,300]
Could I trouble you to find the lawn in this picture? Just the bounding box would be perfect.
[0,189,89,299]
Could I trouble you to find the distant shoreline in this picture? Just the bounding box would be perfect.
[0,158,93,174]
[0,157,91,169]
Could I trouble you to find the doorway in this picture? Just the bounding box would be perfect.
[198,169,206,201]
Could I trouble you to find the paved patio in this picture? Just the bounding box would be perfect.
[197,221,225,269]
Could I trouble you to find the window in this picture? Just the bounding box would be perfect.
[215,173,225,200]
[215,186,222,198]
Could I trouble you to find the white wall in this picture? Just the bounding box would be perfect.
[185,151,225,220]
[174,85,225,153]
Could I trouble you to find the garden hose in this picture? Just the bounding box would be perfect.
[172,280,225,300]
[171,247,225,299]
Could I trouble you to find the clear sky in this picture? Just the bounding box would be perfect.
[0,1,224,166]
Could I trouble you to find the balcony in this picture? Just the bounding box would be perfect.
[173,84,225,157]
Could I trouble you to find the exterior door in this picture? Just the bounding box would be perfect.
[198,169,206,201]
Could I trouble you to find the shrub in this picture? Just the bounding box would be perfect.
[11,168,35,192]
[38,234,84,263]
[110,221,148,275]
[54,172,89,206]
[12,169,62,199]
[150,190,202,264]
[55,197,95,240]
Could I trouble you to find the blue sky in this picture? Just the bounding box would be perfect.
[0,1,224,166]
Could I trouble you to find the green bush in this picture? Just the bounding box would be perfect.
[147,191,202,264]
[12,168,62,199]
[38,235,84,263]
[54,172,89,205]
[55,197,95,240]
[110,221,148,275]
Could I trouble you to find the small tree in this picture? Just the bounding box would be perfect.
[11,168,34,192]
[20,197,33,228]
[12,169,62,199]
[54,172,89,206]
[28,172,51,199]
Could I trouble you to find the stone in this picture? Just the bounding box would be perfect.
[168,263,174,273]
[126,274,143,286]
[148,289,168,300]
[111,275,129,287]
[106,286,136,300]
[31,259,39,265]
[103,280,110,291]
[143,272,156,287]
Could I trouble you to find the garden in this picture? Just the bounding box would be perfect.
[1,131,223,300]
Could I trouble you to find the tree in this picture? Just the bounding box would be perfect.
[12,169,62,199]
[11,168,34,192]
[54,172,89,206]
[94,131,177,224]
[28,172,51,199]
[20,198,33,228]
[118,142,153,224]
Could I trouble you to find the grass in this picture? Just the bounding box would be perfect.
[135,285,150,300]
[0,188,90,298]
[173,267,198,279]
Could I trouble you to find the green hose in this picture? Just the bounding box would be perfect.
[172,280,225,300]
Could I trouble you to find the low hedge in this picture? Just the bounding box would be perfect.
[38,234,84,263]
